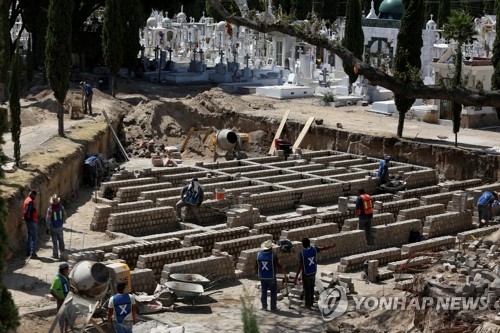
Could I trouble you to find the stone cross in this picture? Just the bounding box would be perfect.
[219,49,225,64]
[244,54,250,68]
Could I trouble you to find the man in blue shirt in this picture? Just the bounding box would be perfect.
[256,240,287,311]
[80,81,93,115]
[108,281,137,333]
[294,238,335,310]
[378,155,392,185]
[477,191,498,226]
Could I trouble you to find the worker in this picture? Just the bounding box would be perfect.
[356,189,374,246]
[80,81,93,115]
[477,191,499,226]
[46,194,66,259]
[378,155,392,185]
[176,178,204,224]
[293,238,336,310]
[256,240,287,311]
[50,262,70,333]
[108,281,137,333]
[23,189,39,258]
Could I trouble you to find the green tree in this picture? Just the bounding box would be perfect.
[26,34,34,83]
[9,41,21,166]
[0,0,9,103]
[206,0,239,21]
[484,0,494,14]
[394,0,425,138]
[443,9,475,147]
[0,106,20,331]
[424,0,438,23]
[491,0,500,119]
[46,0,73,137]
[102,0,123,97]
[121,0,143,82]
[342,0,364,94]
[437,0,450,28]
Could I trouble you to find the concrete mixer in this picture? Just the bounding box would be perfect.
[48,261,130,333]
[210,129,248,162]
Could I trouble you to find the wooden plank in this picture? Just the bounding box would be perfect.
[180,127,195,152]
[102,110,129,161]
[268,109,291,155]
[292,117,315,150]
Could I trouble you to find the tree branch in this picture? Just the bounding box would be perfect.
[208,0,500,108]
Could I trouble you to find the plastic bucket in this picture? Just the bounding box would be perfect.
[215,188,225,200]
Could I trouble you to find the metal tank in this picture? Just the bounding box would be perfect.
[216,129,239,151]
[69,260,110,301]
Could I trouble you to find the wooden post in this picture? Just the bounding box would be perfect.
[269,110,291,156]
[102,110,129,161]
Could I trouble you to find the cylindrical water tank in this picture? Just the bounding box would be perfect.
[216,129,238,151]
[70,261,110,301]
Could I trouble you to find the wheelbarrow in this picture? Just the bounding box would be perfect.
[169,273,211,287]
[164,281,204,307]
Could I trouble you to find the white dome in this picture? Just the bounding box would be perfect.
[161,17,171,28]
[146,17,157,28]
[216,21,226,31]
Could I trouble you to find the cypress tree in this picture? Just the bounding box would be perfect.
[437,0,451,28]
[342,0,364,94]
[0,0,9,103]
[484,0,494,15]
[102,0,123,97]
[26,35,34,84]
[9,41,21,166]
[122,0,143,83]
[0,106,20,331]
[46,0,73,137]
[394,0,425,138]
[491,0,500,118]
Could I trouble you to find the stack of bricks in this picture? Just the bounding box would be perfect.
[131,268,156,294]
[301,183,350,206]
[387,256,433,272]
[254,216,316,239]
[257,173,301,184]
[420,191,458,208]
[396,204,446,224]
[99,177,158,197]
[370,193,396,203]
[315,210,356,226]
[235,241,303,277]
[108,207,177,236]
[139,229,205,242]
[68,250,106,268]
[281,223,339,241]
[395,186,441,200]
[373,198,420,218]
[226,205,261,228]
[337,247,401,273]
[183,226,250,253]
[439,179,483,192]
[422,211,473,238]
[110,169,135,181]
[109,238,181,269]
[160,254,236,283]
[214,234,272,262]
[278,178,323,189]
[246,189,303,213]
[116,182,172,203]
[371,219,422,248]
[312,230,369,262]
[91,200,155,231]
[342,213,395,231]
[337,197,355,213]
[136,246,204,279]
[296,205,318,215]
[310,154,351,166]
[457,225,500,241]
[447,191,475,212]
[308,167,348,177]
[330,171,370,182]
[404,169,439,189]
[401,236,456,255]
[139,188,182,202]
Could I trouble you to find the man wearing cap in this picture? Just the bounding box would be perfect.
[294,238,336,310]
[176,178,204,224]
[50,262,70,333]
[80,81,93,115]
[46,194,67,259]
[108,281,137,333]
[256,240,287,311]
[378,155,392,185]
[23,189,39,258]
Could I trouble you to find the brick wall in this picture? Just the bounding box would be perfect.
[423,211,473,238]
[183,226,250,253]
[108,207,177,236]
[373,198,421,218]
[281,223,339,241]
[110,238,181,269]
[396,204,446,224]
[136,246,204,279]
[401,236,456,255]
[395,186,441,200]
[254,216,316,239]
[214,234,273,261]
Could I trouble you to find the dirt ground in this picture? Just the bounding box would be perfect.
[3,78,500,333]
